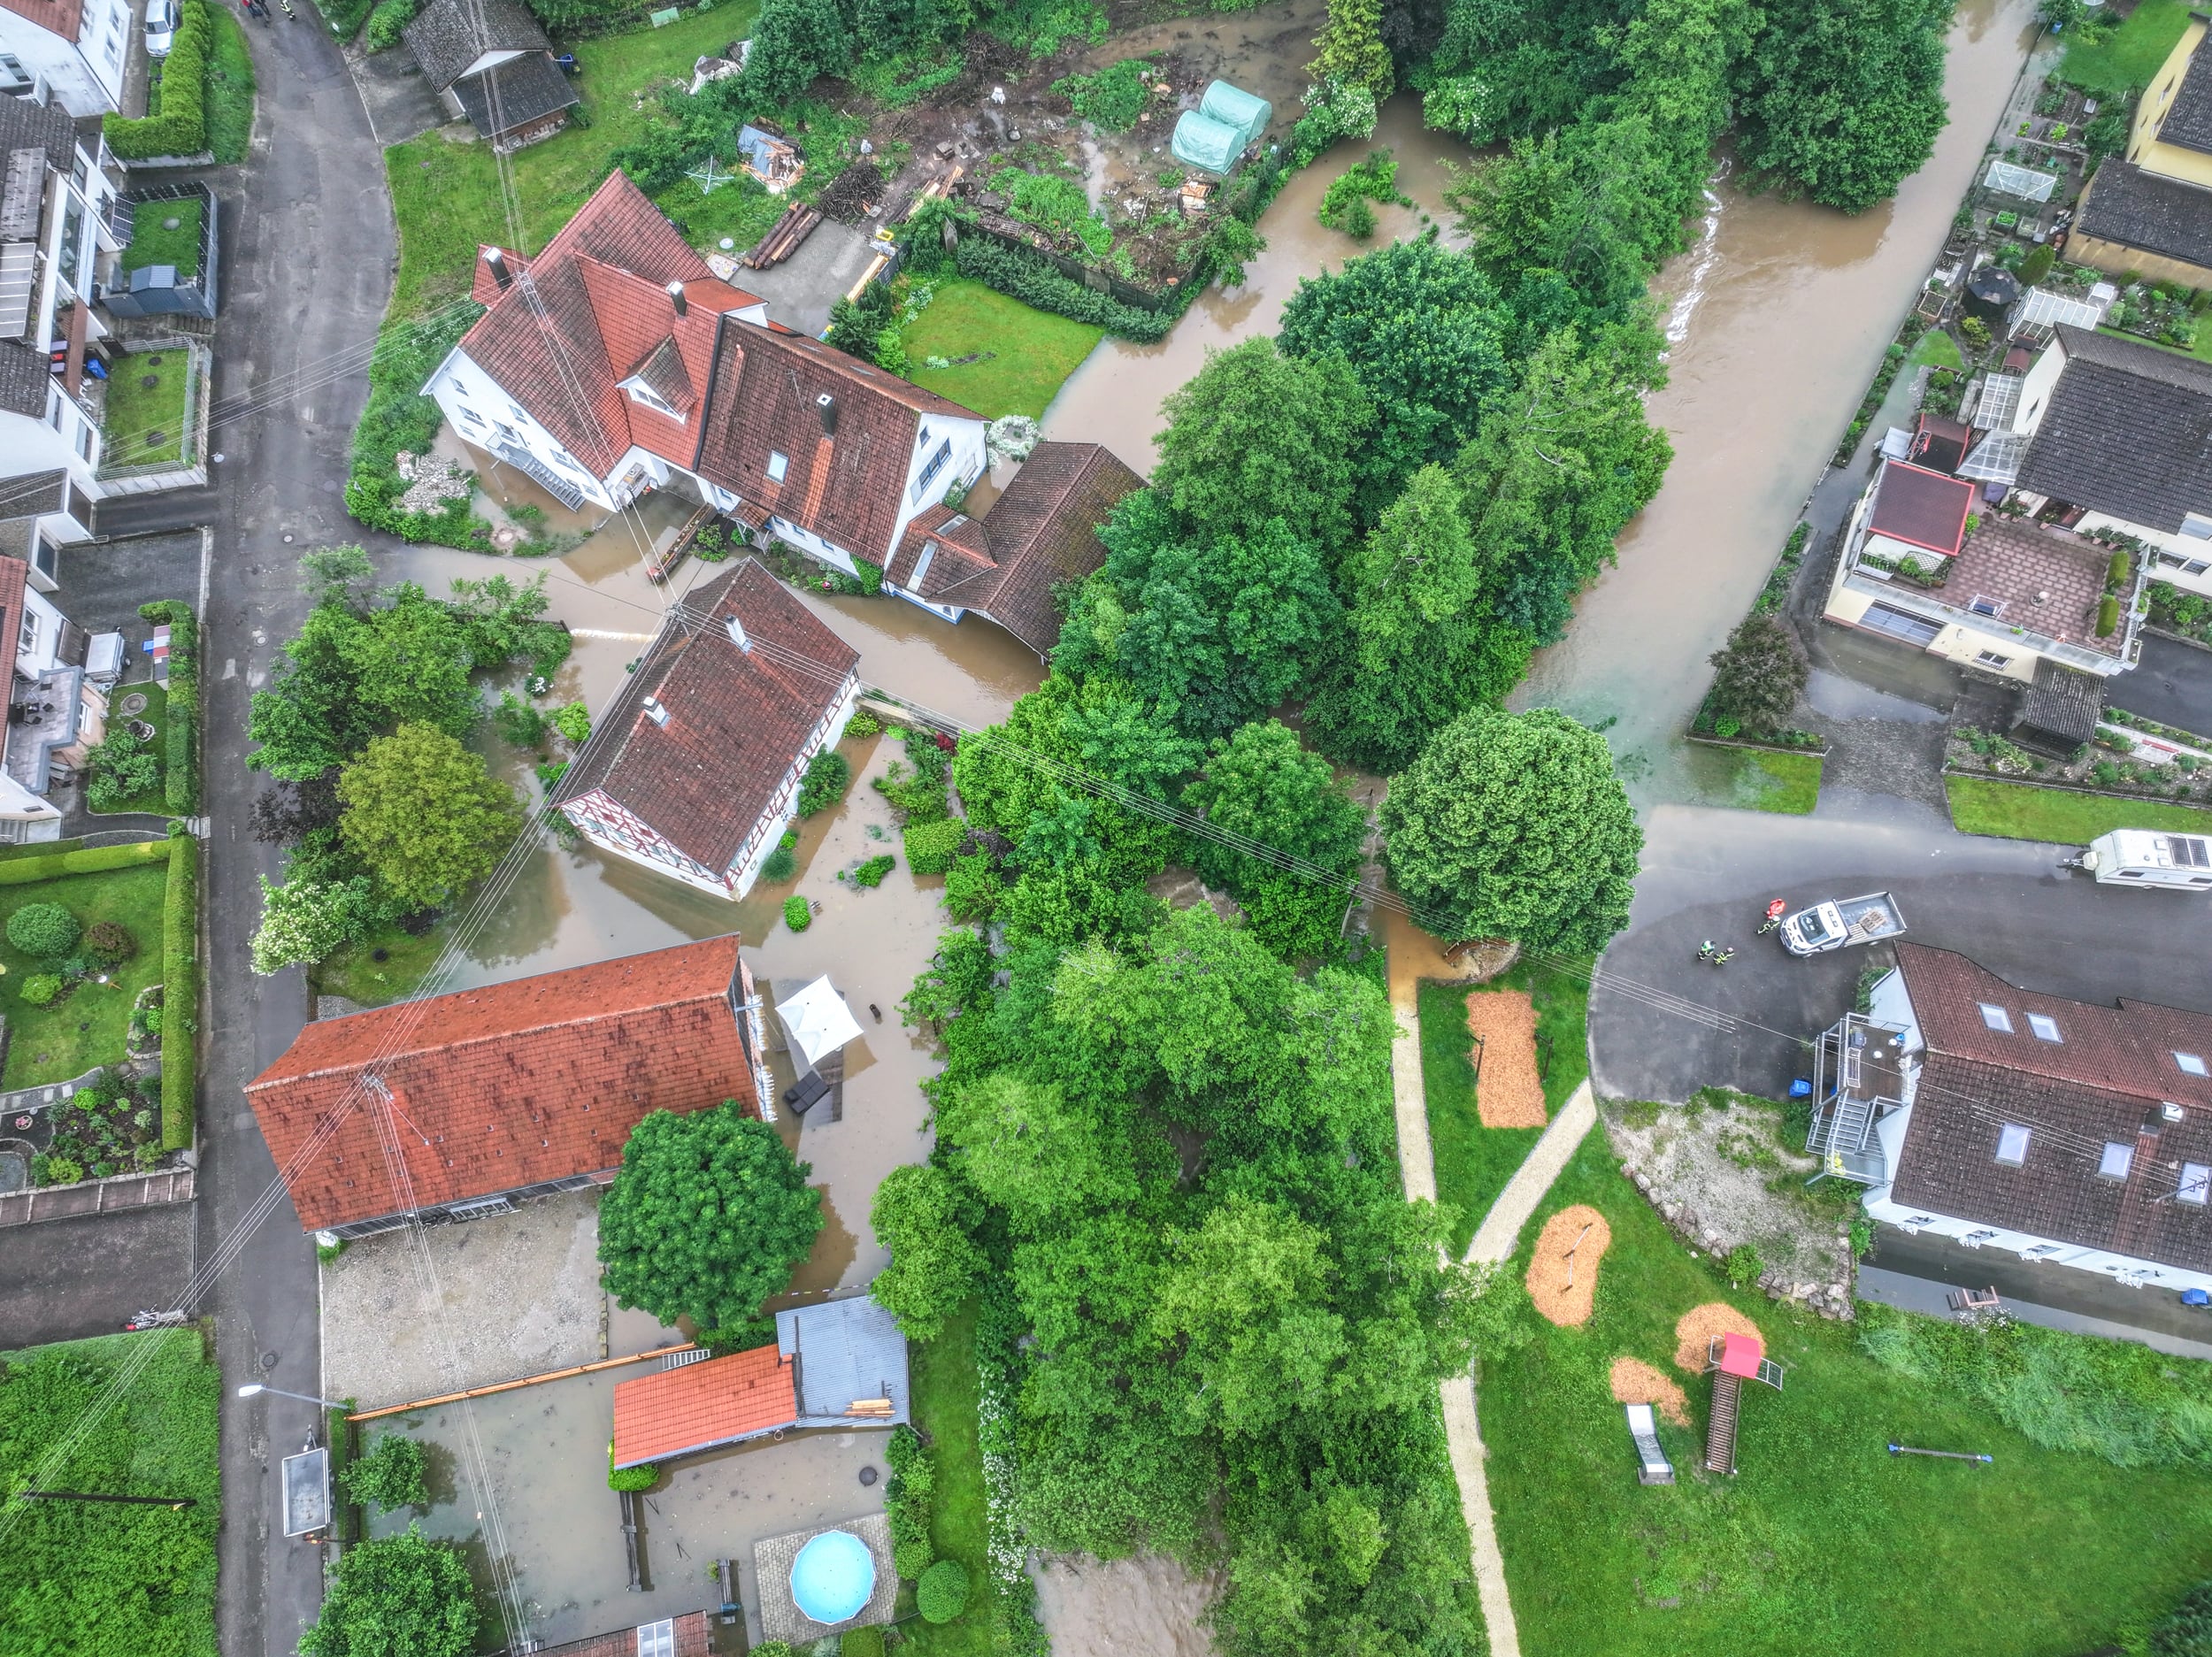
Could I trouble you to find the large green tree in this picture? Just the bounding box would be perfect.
[869,1162,987,1342]
[1183,719,1369,960]
[1707,612,1809,737]
[598,1103,825,1335]
[1733,0,1951,213]
[298,1528,477,1657]
[1277,236,1511,515]
[337,723,522,910]
[1380,706,1641,949]
[1150,338,1371,551]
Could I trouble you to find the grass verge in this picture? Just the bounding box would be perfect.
[905,1301,993,1657]
[1419,980,1541,1257]
[162,834,198,1149]
[1,858,172,1089]
[312,919,447,1008]
[1483,1128,2212,1654]
[1735,748,1823,815]
[0,1328,220,1657]
[1944,774,2212,841]
[92,682,168,815]
[206,4,255,165]
[905,277,1105,418]
[2062,0,2190,96]
[102,348,194,469]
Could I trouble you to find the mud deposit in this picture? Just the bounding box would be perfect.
[1033,1553,1223,1657]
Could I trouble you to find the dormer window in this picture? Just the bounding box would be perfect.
[626,382,679,418]
[2184,512,2212,541]
[767,450,789,483]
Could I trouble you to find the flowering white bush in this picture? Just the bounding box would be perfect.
[250,875,380,976]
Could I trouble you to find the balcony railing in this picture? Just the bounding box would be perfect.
[1839,567,2139,674]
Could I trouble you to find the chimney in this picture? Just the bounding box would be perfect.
[667,280,687,317]
[726,612,751,652]
[641,694,669,726]
[816,392,837,436]
[482,246,512,290]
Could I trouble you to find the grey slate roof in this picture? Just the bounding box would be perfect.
[449,49,578,137]
[2162,35,2212,156]
[0,89,81,187]
[2016,657,2104,748]
[776,1295,910,1425]
[0,339,51,418]
[2016,324,2212,533]
[402,0,550,92]
[2077,160,2212,271]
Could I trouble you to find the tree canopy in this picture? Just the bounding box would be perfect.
[598,1104,825,1335]
[1707,612,1809,737]
[1381,706,1641,950]
[298,1528,477,1657]
[1182,719,1369,959]
[337,723,522,911]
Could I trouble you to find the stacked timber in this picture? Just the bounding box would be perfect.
[744,203,822,270]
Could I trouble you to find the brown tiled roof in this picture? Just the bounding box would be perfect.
[1887,943,2212,1272]
[611,1346,797,1467]
[552,559,858,874]
[534,1613,713,1657]
[880,442,1140,656]
[1868,460,1975,556]
[455,173,765,479]
[244,938,756,1232]
[1945,518,2122,656]
[694,319,981,564]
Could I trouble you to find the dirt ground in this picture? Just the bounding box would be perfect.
[1526,1204,1610,1327]
[1609,1357,1690,1428]
[1467,988,1545,1128]
[1032,1553,1221,1657]
[1673,1302,1763,1374]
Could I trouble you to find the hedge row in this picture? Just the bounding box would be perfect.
[0,837,85,863]
[104,0,211,159]
[345,304,492,548]
[161,834,199,1151]
[0,840,170,886]
[142,600,200,816]
[950,237,1175,342]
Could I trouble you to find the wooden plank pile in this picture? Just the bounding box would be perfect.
[744,203,822,270]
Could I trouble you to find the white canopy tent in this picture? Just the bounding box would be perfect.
[776,976,864,1072]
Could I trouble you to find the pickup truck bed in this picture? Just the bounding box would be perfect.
[1781,893,1905,956]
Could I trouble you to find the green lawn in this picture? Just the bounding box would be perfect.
[1484,1130,2212,1655]
[91,682,169,815]
[649,171,787,259]
[905,277,1105,418]
[101,348,193,469]
[905,1302,993,1657]
[313,918,448,1008]
[2062,0,2190,96]
[122,201,202,279]
[206,4,255,166]
[1945,774,2212,841]
[384,3,763,319]
[1731,748,1824,815]
[1,862,171,1088]
[0,1329,221,1657]
[1907,326,1962,370]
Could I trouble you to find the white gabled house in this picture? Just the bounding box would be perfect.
[0,0,134,116]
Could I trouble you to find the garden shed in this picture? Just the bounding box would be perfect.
[1171,81,1271,174]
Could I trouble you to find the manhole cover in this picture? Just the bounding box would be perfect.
[260,1351,279,1372]
[141,374,159,390]
[857,1465,878,1487]
[147,354,163,365]
[162,216,181,230]
[144,431,165,448]
[119,692,149,717]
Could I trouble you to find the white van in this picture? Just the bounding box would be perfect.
[2082,829,2212,890]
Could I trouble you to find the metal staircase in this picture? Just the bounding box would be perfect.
[1704,1372,1741,1476]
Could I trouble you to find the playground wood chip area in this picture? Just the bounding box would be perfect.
[1673,1302,1763,1374]
[1608,1357,1690,1428]
[1526,1204,1610,1326]
[1467,988,1547,1127]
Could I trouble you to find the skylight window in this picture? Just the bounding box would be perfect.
[2028,1013,2062,1042]
[766,450,789,483]
[1994,1123,2032,1166]
[2178,1052,2209,1077]
[2181,1163,2211,1206]
[1978,1003,2013,1032]
[2099,1141,2134,1180]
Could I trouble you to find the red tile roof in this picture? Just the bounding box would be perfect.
[552,559,858,874]
[456,173,766,479]
[612,1345,797,1467]
[244,937,757,1233]
[534,1612,713,1657]
[694,318,982,564]
[1868,460,1976,557]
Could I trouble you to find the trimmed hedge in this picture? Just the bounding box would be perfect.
[104,0,212,159]
[161,835,198,1151]
[902,816,967,876]
[0,840,171,886]
[141,600,201,815]
[0,837,86,863]
[951,236,1174,342]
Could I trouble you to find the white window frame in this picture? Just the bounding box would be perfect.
[2027,1012,2062,1043]
[2177,1051,2208,1077]
[1995,1123,2031,1166]
[766,449,789,483]
[2098,1140,2134,1180]
[1975,650,2012,669]
[2180,1162,2210,1206]
[1978,1003,2013,1032]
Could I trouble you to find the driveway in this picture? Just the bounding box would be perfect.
[0,1204,197,1346]
[2108,631,2212,738]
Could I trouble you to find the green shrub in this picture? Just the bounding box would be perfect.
[2018,242,2055,286]
[19,973,62,1007]
[32,1151,82,1185]
[1055,58,1150,130]
[797,750,852,817]
[853,557,884,597]
[993,169,1113,258]
[9,901,81,960]
[346,304,489,548]
[942,850,1002,920]
[608,1444,658,1492]
[853,854,895,887]
[2153,1580,2212,1655]
[84,921,139,966]
[0,840,169,886]
[1317,150,1408,238]
[840,1630,886,1657]
[918,1560,970,1622]
[86,733,159,812]
[149,600,201,815]
[751,1645,801,1657]
[843,710,883,741]
[2108,549,2133,588]
[884,1422,935,1577]
[2098,593,2122,636]
[783,894,812,932]
[1723,1243,1764,1288]
[344,1433,429,1511]
[952,234,1173,341]
[760,837,799,882]
[161,836,198,1149]
[104,0,211,158]
[361,0,421,50]
[902,816,967,876]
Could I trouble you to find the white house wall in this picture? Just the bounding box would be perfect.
[423,347,620,510]
[0,0,130,116]
[1862,1189,2212,1293]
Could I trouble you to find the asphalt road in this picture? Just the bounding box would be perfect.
[90,12,406,1654]
[2108,631,2212,738]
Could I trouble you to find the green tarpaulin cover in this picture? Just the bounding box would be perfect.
[1171,80,1272,173]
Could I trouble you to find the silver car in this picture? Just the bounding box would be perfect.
[145,0,178,58]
